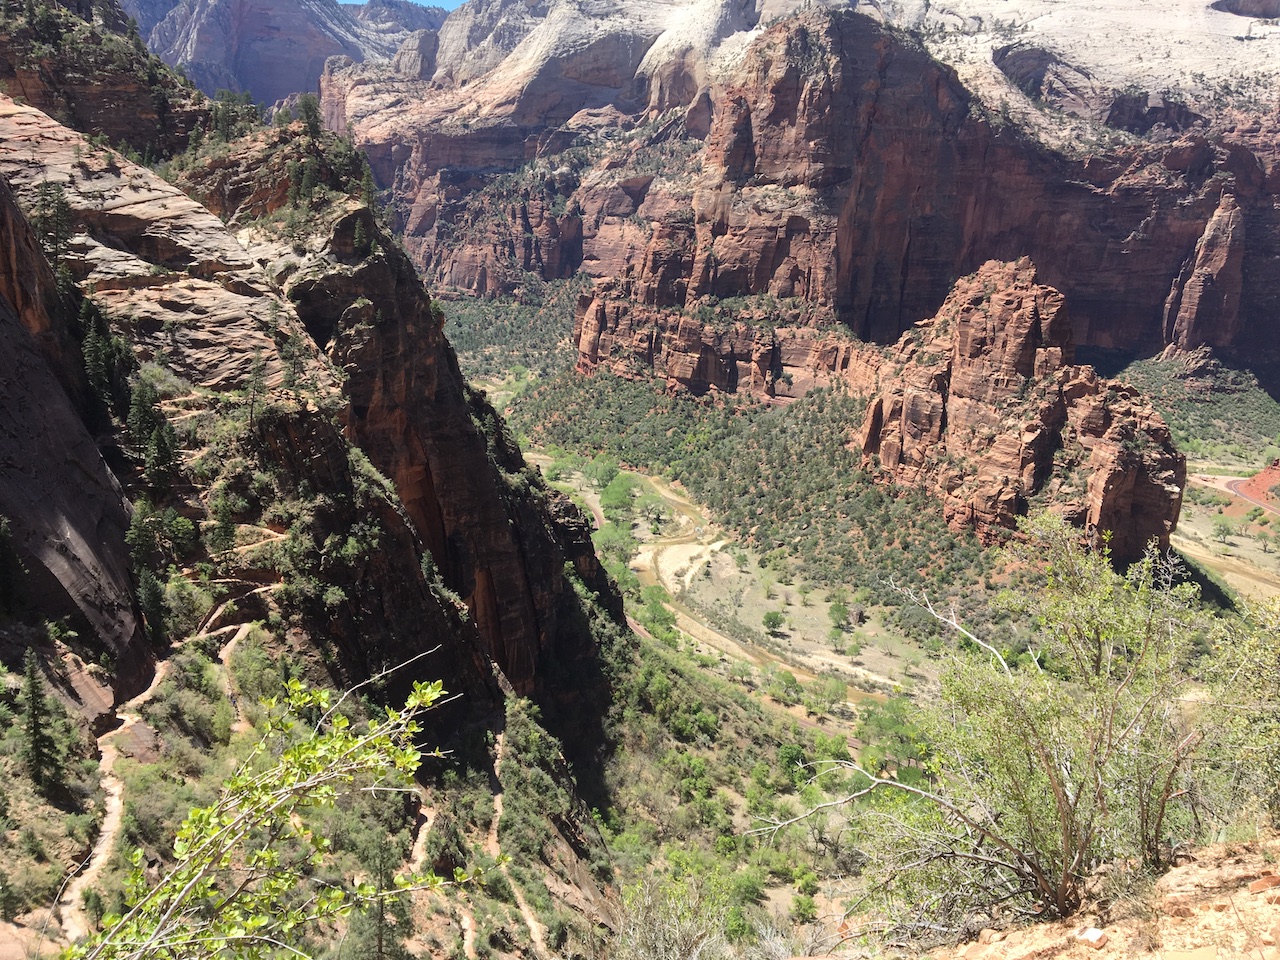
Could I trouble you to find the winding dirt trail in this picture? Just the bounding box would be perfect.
[631,476,888,701]
[490,732,549,959]
[58,660,172,942]
[57,575,277,944]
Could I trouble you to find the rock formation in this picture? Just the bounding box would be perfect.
[0,0,205,156]
[322,7,1280,371]
[142,0,444,103]
[1163,192,1247,351]
[0,177,149,694]
[175,124,619,690]
[859,260,1185,561]
[0,94,619,711]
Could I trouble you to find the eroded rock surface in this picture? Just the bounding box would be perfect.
[0,176,148,696]
[176,125,621,695]
[324,8,1280,374]
[859,260,1184,560]
[144,0,445,103]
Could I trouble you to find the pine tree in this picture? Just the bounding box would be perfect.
[136,567,166,643]
[286,159,301,208]
[247,348,267,426]
[297,93,322,139]
[144,421,178,491]
[300,158,320,205]
[127,378,161,443]
[30,180,72,260]
[20,648,62,794]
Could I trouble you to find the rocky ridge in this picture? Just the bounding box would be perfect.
[0,0,206,157]
[858,259,1185,560]
[0,175,148,693]
[322,7,1280,367]
[0,94,619,716]
[176,123,620,692]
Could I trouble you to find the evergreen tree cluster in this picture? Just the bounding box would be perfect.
[127,378,179,492]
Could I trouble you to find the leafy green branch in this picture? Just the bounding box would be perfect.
[65,667,463,960]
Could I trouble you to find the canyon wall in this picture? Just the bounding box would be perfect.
[0,95,618,709]
[321,8,1280,370]
[0,177,149,692]
[858,260,1184,561]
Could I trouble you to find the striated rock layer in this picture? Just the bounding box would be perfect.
[858,260,1185,561]
[142,0,445,103]
[0,0,205,157]
[0,177,149,694]
[0,95,619,712]
[175,124,620,694]
[321,7,1280,371]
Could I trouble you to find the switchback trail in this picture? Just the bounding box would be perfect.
[490,732,549,958]
[58,660,172,943]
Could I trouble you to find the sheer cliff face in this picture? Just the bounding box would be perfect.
[140,0,444,103]
[0,177,148,693]
[323,6,1280,368]
[571,12,1278,363]
[0,98,617,707]
[176,126,619,693]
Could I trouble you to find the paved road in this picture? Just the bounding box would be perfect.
[1226,477,1280,516]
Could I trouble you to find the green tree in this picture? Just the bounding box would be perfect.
[0,872,16,922]
[143,421,179,491]
[68,675,455,960]
[584,455,619,490]
[762,610,784,635]
[297,93,323,139]
[126,378,162,445]
[345,833,412,960]
[1212,516,1236,543]
[1209,599,1280,814]
[30,180,72,260]
[827,601,849,630]
[20,647,63,793]
[247,348,267,426]
[136,567,167,643]
[792,515,1206,943]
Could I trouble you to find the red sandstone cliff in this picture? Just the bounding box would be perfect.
[0,95,618,711]
[320,7,1280,370]
[0,0,205,157]
[859,260,1185,561]
[176,122,621,694]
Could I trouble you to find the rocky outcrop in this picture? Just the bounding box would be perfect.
[320,4,1280,375]
[0,94,622,711]
[992,43,1101,117]
[0,177,148,695]
[0,0,205,157]
[390,29,438,80]
[1163,193,1247,351]
[177,126,621,694]
[1211,0,1280,16]
[0,97,322,393]
[859,260,1184,561]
